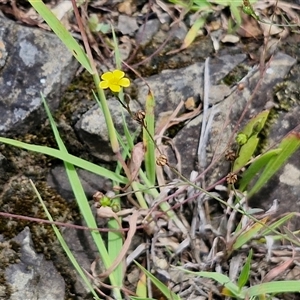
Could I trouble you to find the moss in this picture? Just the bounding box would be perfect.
[0,273,12,300]
[254,72,300,154]
[221,64,251,86]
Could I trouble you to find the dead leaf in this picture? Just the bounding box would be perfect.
[51,1,73,21]
[263,254,294,282]
[118,0,136,15]
[221,34,240,44]
[128,142,145,178]
[185,97,196,111]
[237,14,262,38]
[259,17,283,36]
[97,206,122,228]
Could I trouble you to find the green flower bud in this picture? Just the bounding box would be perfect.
[111,201,121,213]
[236,133,248,145]
[100,195,111,207]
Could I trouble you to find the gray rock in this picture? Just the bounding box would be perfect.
[4,227,65,300]
[0,15,78,135]
[168,52,296,183]
[117,15,139,35]
[135,19,160,46]
[136,54,247,117]
[75,100,141,161]
[250,98,300,224]
[47,165,112,201]
[172,21,188,41]
[0,38,8,68]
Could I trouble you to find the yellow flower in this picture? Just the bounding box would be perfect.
[99,70,130,93]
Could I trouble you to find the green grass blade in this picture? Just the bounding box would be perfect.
[111,26,122,70]
[176,267,241,298]
[143,91,156,186]
[30,181,101,300]
[182,16,207,49]
[135,262,181,300]
[0,137,127,184]
[230,2,242,28]
[260,213,295,236]
[238,249,252,289]
[246,281,300,296]
[238,148,282,191]
[232,217,267,251]
[40,94,122,297]
[29,0,93,74]
[107,215,123,288]
[248,132,300,198]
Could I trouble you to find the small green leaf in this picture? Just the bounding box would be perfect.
[247,131,300,198]
[143,91,156,186]
[230,2,242,28]
[182,16,207,49]
[176,267,241,298]
[238,148,282,191]
[236,133,248,145]
[260,213,295,236]
[135,262,181,300]
[242,0,260,21]
[241,110,269,138]
[233,217,268,250]
[238,249,253,289]
[233,135,259,171]
[233,110,269,172]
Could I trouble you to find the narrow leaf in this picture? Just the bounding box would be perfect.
[246,281,300,297]
[248,132,300,198]
[30,181,101,300]
[233,136,259,171]
[238,148,282,191]
[0,137,127,184]
[182,16,207,49]
[143,91,156,185]
[260,213,295,236]
[233,110,269,172]
[238,249,253,289]
[233,217,268,250]
[135,262,181,300]
[176,267,241,298]
[29,0,93,73]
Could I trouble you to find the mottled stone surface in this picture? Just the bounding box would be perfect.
[135,54,247,116]
[250,100,300,222]
[135,19,160,46]
[47,165,112,200]
[165,52,296,181]
[0,15,78,135]
[4,227,65,300]
[74,54,247,161]
[75,99,141,161]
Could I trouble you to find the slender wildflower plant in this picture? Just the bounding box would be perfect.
[0,0,300,299]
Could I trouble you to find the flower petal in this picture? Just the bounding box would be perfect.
[101,72,114,81]
[113,70,124,80]
[109,84,121,93]
[99,81,109,89]
[118,78,130,87]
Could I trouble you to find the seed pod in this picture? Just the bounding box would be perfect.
[156,154,168,166]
